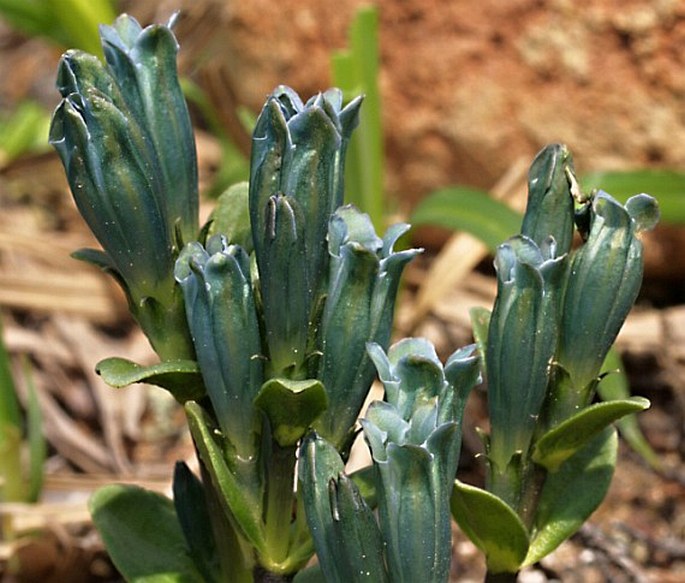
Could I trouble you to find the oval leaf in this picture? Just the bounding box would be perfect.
[451,480,529,574]
[525,428,617,566]
[532,397,649,472]
[89,484,203,583]
[96,357,204,402]
[410,187,522,252]
[172,462,220,581]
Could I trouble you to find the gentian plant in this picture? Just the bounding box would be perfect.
[49,13,658,583]
[452,144,659,580]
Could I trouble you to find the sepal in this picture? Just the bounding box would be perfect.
[298,433,388,583]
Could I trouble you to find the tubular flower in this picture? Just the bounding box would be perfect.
[552,191,659,414]
[362,338,481,582]
[49,14,198,358]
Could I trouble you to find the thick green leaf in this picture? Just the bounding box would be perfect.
[184,401,266,554]
[451,480,529,574]
[172,462,220,582]
[0,320,23,502]
[526,428,617,565]
[254,378,328,447]
[532,397,649,472]
[410,187,522,251]
[582,170,685,225]
[597,350,661,469]
[298,433,387,583]
[293,564,325,583]
[89,484,204,583]
[24,358,45,503]
[206,182,252,251]
[96,357,204,402]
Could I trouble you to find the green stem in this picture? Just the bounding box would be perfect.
[199,461,253,582]
[262,443,297,570]
[253,567,294,583]
[134,289,196,362]
[485,571,519,583]
[486,457,523,513]
[517,462,547,530]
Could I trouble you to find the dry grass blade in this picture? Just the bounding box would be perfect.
[30,381,113,474]
[0,228,125,323]
[0,272,116,321]
[52,317,133,475]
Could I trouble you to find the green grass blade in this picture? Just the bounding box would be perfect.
[0,1,51,38]
[582,170,685,225]
[23,356,45,502]
[0,101,51,165]
[332,6,384,229]
[0,319,23,502]
[410,187,522,251]
[0,0,115,54]
[0,321,20,436]
[180,78,250,196]
[52,0,116,55]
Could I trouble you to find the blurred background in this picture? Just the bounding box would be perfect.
[0,1,683,581]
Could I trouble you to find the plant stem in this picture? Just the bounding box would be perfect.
[485,571,519,583]
[253,566,295,583]
[262,443,297,569]
[517,462,547,530]
[199,462,253,582]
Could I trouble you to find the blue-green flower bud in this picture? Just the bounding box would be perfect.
[313,206,421,448]
[554,191,658,409]
[258,194,310,377]
[521,143,578,256]
[99,14,198,244]
[249,86,362,310]
[51,52,172,300]
[175,236,263,458]
[363,338,480,583]
[298,433,388,583]
[49,15,198,359]
[487,236,566,474]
